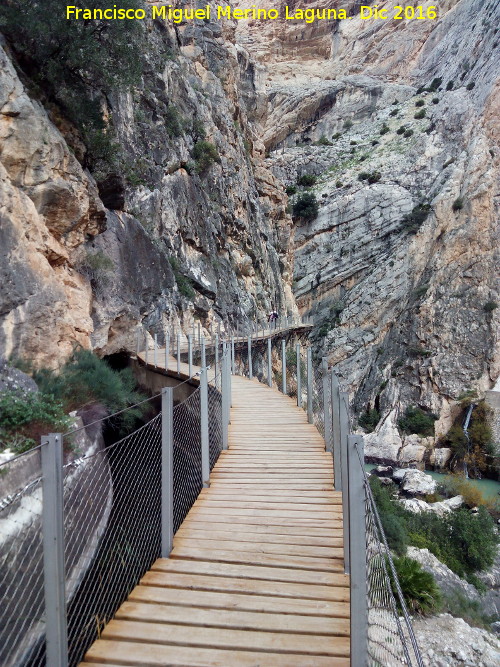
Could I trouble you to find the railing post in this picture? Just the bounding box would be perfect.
[198,322,201,348]
[145,334,149,365]
[222,350,229,450]
[177,332,181,376]
[281,338,287,394]
[215,334,219,387]
[165,332,170,372]
[247,335,253,379]
[201,335,206,370]
[201,367,210,488]
[348,434,367,667]
[322,358,332,453]
[161,388,174,557]
[296,343,302,408]
[154,334,158,367]
[188,334,193,378]
[267,338,272,387]
[41,434,68,667]
[231,336,235,375]
[306,347,313,424]
[331,372,342,490]
[340,392,350,573]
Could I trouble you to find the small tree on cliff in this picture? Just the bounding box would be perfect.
[292,193,319,221]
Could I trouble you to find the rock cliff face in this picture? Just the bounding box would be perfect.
[0,1,498,446]
[0,11,295,368]
[234,0,500,437]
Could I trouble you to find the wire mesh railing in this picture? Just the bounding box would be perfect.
[0,354,227,666]
[1,315,423,666]
[0,449,45,667]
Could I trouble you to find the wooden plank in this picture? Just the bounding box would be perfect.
[128,585,349,616]
[173,536,343,558]
[197,494,339,505]
[193,499,338,512]
[114,601,349,636]
[151,558,349,586]
[141,571,349,602]
[84,640,349,666]
[100,619,350,657]
[187,506,337,520]
[178,513,342,528]
[176,528,342,547]
[180,519,340,537]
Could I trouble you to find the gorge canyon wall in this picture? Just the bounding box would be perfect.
[0,1,499,450]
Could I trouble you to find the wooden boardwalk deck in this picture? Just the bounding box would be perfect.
[81,375,349,666]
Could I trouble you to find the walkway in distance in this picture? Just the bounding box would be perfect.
[81,375,349,666]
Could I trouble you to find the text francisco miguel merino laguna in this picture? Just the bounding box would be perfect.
[66,5,439,23]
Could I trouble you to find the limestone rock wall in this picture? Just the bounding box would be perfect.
[0,13,296,368]
[233,0,500,436]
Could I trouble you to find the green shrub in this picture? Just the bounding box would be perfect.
[192,140,220,174]
[392,99,399,105]
[332,132,341,140]
[367,171,381,184]
[408,345,432,358]
[358,408,380,433]
[358,172,370,181]
[397,126,406,135]
[343,119,353,130]
[401,203,431,233]
[452,197,464,211]
[370,476,499,579]
[316,135,332,146]
[432,97,440,104]
[164,105,183,137]
[413,284,429,299]
[292,192,319,221]
[297,173,317,187]
[336,181,343,188]
[78,251,115,297]
[0,390,72,453]
[0,0,144,177]
[483,300,498,312]
[391,556,441,615]
[389,109,398,117]
[428,77,443,92]
[285,185,297,196]
[414,109,427,119]
[441,591,496,629]
[380,124,390,135]
[34,349,147,432]
[369,477,408,556]
[398,406,437,437]
[404,129,414,138]
[466,82,476,91]
[446,81,454,91]
[169,257,196,300]
[415,99,425,107]
[350,140,357,145]
[191,118,206,140]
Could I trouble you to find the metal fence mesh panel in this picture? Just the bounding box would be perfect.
[360,444,423,667]
[173,388,202,533]
[208,383,223,469]
[63,414,162,665]
[0,450,46,667]
[312,365,325,436]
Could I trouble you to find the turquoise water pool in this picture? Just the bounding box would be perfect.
[365,464,500,500]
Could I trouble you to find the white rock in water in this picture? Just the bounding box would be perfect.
[401,469,437,495]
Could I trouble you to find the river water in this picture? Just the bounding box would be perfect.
[365,464,500,499]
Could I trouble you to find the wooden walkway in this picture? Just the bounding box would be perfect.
[81,375,349,666]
